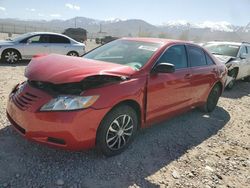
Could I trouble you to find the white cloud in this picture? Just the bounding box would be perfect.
[50,14,61,18]
[26,8,36,12]
[65,3,80,10]
[38,13,45,17]
[0,6,6,11]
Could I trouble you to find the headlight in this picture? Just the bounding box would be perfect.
[40,95,99,111]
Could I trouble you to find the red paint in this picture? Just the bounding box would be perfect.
[25,54,135,84]
[7,38,227,151]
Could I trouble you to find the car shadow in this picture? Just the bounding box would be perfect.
[0,107,230,188]
[222,80,250,99]
[0,60,30,67]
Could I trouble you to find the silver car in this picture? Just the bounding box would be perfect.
[0,32,86,63]
[204,41,250,89]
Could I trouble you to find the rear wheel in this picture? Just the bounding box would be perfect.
[201,84,221,113]
[2,49,21,64]
[67,51,79,56]
[96,105,138,156]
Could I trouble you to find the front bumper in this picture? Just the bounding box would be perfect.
[6,83,110,151]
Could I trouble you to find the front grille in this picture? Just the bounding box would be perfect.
[12,92,39,111]
[7,113,26,135]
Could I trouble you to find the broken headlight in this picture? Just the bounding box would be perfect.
[40,95,99,111]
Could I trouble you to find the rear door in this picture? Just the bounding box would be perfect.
[146,45,192,124]
[186,45,218,104]
[48,35,72,55]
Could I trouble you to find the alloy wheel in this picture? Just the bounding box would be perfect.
[5,51,19,63]
[105,114,134,150]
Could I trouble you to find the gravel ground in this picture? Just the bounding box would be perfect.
[0,42,249,188]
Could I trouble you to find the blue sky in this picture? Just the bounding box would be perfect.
[0,0,249,26]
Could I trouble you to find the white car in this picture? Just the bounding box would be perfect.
[0,32,86,64]
[204,41,250,89]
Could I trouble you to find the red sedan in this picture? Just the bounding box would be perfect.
[7,38,227,156]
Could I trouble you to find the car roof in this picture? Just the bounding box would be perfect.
[26,32,80,43]
[205,41,242,46]
[27,32,71,38]
[120,37,194,45]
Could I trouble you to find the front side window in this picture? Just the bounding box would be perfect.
[157,45,188,69]
[204,43,240,57]
[238,46,247,56]
[187,46,207,67]
[84,40,163,71]
[28,35,41,43]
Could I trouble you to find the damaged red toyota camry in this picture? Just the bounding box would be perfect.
[7,38,227,156]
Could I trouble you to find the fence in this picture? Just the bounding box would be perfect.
[0,22,64,35]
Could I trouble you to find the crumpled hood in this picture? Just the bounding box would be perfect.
[25,54,135,84]
[214,54,236,64]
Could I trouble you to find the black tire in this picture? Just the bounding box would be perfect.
[2,49,21,64]
[96,105,138,156]
[67,51,79,56]
[201,84,221,113]
[226,69,237,90]
[243,76,250,82]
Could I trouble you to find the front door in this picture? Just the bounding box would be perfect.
[18,34,50,58]
[146,45,192,124]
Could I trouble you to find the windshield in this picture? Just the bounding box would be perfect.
[83,40,163,71]
[7,33,33,42]
[204,43,240,57]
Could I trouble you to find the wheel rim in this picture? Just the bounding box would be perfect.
[5,51,18,63]
[227,79,235,88]
[106,114,134,150]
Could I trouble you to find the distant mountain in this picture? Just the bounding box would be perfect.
[162,20,237,32]
[0,17,249,42]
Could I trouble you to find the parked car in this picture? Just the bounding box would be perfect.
[203,41,250,89]
[100,36,119,44]
[7,38,227,156]
[62,28,87,43]
[0,32,86,63]
[95,36,118,45]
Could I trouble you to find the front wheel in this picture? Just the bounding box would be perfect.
[96,105,138,156]
[201,84,221,113]
[2,49,20,64]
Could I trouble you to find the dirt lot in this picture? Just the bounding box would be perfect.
[0,42,249,188]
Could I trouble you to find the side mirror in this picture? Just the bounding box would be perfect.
[152,62,175,74]
[240,53,247,59]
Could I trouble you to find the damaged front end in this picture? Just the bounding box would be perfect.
[28,75,127,96]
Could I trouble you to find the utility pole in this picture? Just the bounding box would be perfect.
[75,17,77,28]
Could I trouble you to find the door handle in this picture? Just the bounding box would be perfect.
[184,73,192,79]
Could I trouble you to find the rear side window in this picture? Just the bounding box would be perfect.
[49,35,70,44]
[187,46,207,67]
[205,53,215,65]
[158,45,188,69]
